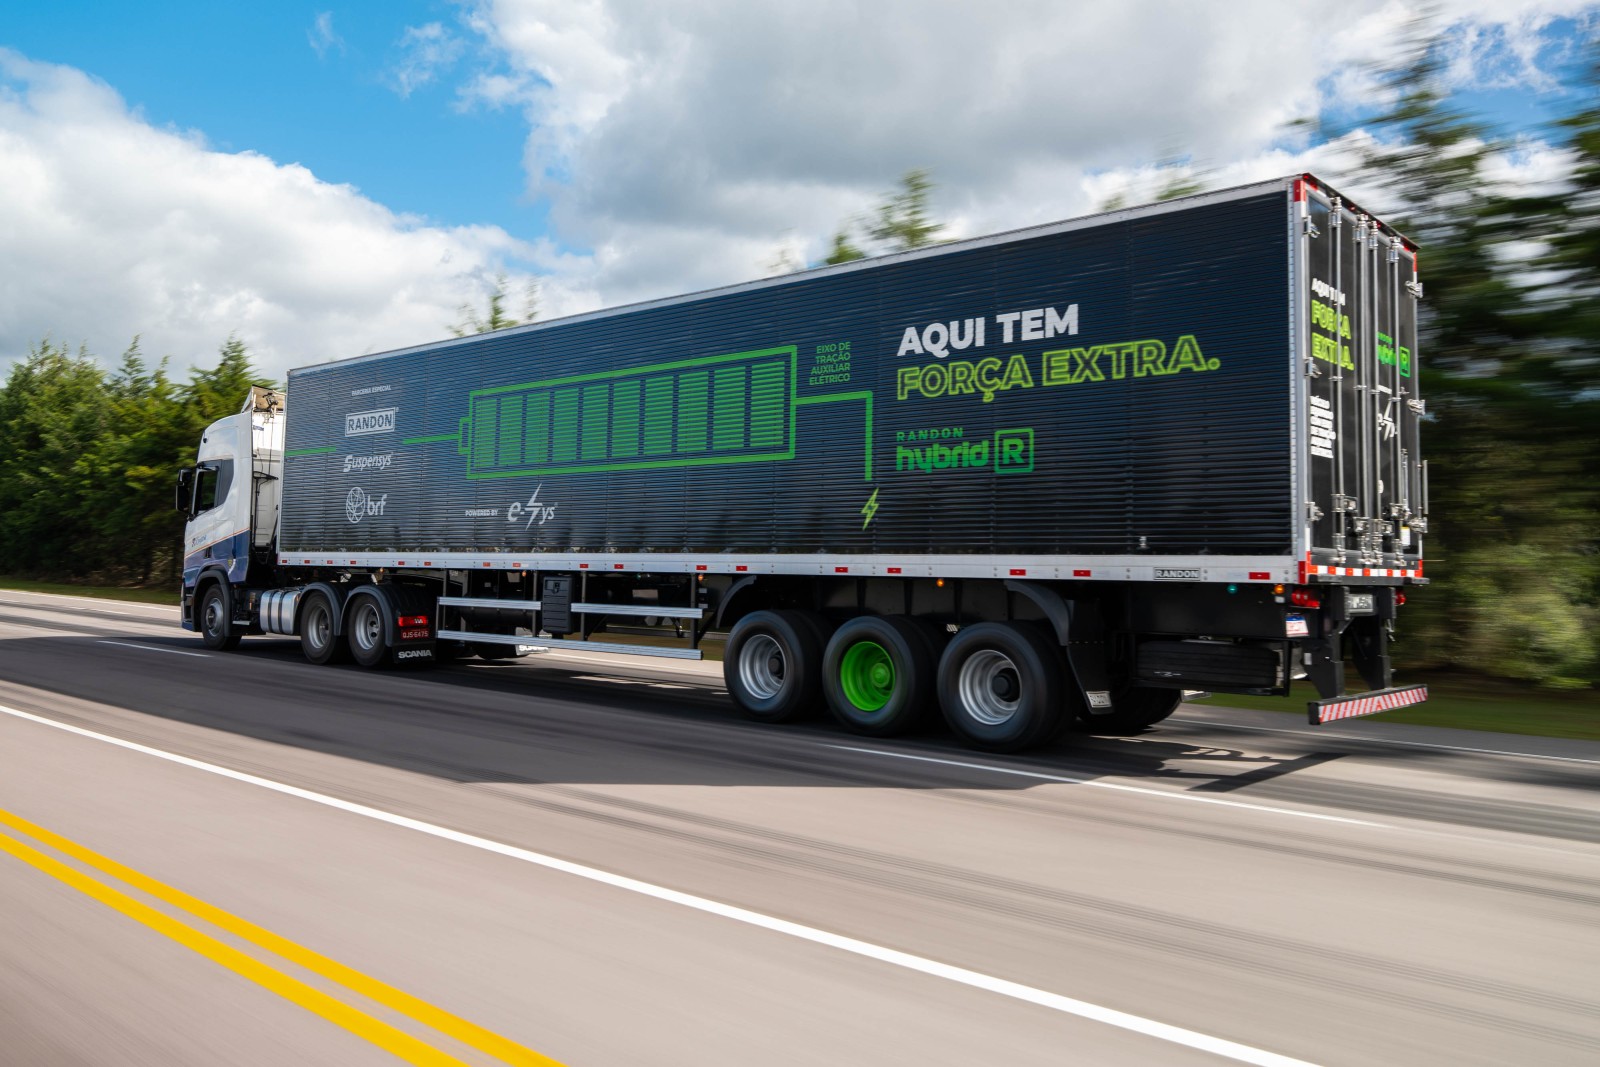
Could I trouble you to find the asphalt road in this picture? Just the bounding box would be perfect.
[0,588,1596,1066]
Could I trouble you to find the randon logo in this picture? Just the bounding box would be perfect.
[345,408,397,436]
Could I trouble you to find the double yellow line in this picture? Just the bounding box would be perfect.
[0,807,564,1066]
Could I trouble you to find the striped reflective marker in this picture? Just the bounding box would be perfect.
[1309,686,1428,725]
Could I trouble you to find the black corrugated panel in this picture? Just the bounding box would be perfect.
[282,192,1293,557]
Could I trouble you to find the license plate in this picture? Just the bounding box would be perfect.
[1285,613,1309,637]
[1345,593,1376,615]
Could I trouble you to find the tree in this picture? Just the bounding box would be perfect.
[812,169,945,268]
[822,228,865,265]
[866,168,942,251]
[0,340,112,576]
[1328,19,1600,686]
[451,274,540,336]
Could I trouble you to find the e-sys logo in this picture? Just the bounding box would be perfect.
[345,408,397,436]
[345,487,389,523]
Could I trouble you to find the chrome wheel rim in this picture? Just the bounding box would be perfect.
[958,649,1021,726]
[308,604,332,650]
[352,602,382,653]
[739,634,785,700]
[203,595,224,637]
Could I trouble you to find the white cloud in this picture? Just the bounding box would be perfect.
[454,0,1592,310]
[2,3,1590,388]
[0,49,552,382]
[308,12,344,60]
[387,22,467,98]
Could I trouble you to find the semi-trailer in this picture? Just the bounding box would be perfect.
[176,173,1431,751]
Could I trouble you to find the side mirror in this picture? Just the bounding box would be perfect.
[175,467,195,515]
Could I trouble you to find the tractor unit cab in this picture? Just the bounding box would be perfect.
[176,386,285,635]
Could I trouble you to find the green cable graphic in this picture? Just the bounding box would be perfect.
[398,345,875,482]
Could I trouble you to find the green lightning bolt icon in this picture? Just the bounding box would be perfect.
[860,487,881,528]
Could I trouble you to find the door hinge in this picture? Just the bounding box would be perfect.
[1303,217,1321,238]
[1406,280,1424,299]
[1307,502,1325,522]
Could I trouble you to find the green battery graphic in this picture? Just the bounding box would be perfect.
[459,346,798,478]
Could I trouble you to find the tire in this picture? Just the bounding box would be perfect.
[937,622,1065,752]
[822,616,940,736]
[198,583,241,651]
[724,609,826,723]
[1079,685,1182,735]
[345,594,389,669]
[299,590,346,665]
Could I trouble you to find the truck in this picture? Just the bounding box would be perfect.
[175,173,1430,752]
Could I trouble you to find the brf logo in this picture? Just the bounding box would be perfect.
[345,487,389,523]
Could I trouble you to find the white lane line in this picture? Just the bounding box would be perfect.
[0,703,1316,1067]
[1175,716,1600,767]
[0,589,177,614]
[822,744,1387,828]
[97,641,210,659]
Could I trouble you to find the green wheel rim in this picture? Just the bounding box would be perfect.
[840,640,895,712]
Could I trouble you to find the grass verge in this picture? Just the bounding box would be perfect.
[0,576,177,606]
[1199,673,1599,742]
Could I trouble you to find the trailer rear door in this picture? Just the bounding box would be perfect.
[1299,179,1426,579]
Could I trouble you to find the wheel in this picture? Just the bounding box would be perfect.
[345,595,389,669]
[198,583,241,651]
[1079,685,1182,735]
[822,616,940,736]
[724,609,826,723]
[937,622,1065,752]
[299,590,347,665]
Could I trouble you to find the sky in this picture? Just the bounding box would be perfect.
[1,1,1595,382]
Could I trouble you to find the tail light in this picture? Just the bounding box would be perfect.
[1395,593,1407,606]
[1288,588,1321,609]
[398,615,429,628]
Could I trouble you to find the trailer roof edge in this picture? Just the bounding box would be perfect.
[288,172,1371,378]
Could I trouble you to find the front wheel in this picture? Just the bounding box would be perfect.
[937,622,1064,752]
[724,610,826,723]
[198,584,240,651]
